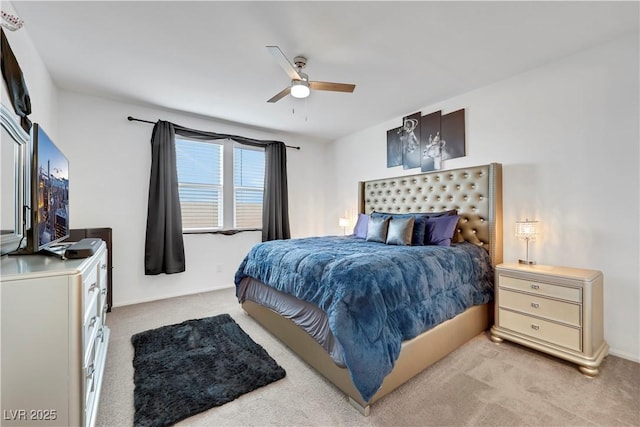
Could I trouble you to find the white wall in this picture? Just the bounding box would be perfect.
[56,92,327,307]
[324,34,640,361]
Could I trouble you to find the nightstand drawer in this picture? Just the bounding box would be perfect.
[499,289,581,327]
[499,309,581,352]
[499,275,581,303]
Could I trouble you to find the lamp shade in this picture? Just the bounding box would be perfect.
[339,218,349,228]
[290,80,310,98]
[515,219,538,241]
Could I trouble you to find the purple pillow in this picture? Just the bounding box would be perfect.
[424,215,460,246]
[423,209,458,219]
[353,213,369,238]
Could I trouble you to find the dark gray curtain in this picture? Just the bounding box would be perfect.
[1,29,32,131]
[263,142,290,241]
[144,121,186,275]
[171,123,291,242]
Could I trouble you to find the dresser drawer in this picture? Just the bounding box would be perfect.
[499,309,581,352]
[84,341,97,425]
[83,266,100,314]
[499,289,581,327]
[83,295,100,364]
[499,275,581,303]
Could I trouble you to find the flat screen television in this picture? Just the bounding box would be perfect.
[25,123,70,254]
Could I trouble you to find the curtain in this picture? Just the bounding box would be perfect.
[144,121,186,275]
[171,123,291,242]
[0,28,32,131]
[263,142,290,241]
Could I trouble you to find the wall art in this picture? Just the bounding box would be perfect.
[401,112,421,170]
[440,108,466,161]
[386,108,466,171]
[386,126,402,167]
[420,110,442,172]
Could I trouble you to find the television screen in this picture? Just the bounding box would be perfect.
[32,124,69,250]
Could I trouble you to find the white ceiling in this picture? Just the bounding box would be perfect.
[10,1,639,141]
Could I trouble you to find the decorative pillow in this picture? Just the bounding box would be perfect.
[424,215,460,246]
[386,216,415,246]
[372,211,427,245]
[366,216,390,243]
[372,209,456,245]
[410,215,428,245]
[423,209,458,218]
[422,209,458,243]
[352,213,369,239]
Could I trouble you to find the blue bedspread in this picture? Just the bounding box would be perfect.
[234,236,494,402]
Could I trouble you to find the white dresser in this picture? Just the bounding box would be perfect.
[1,242,110,426]
[490,263,608,376]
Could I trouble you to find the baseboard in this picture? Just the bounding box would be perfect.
[608,348,640,364]
[113,284,235,308]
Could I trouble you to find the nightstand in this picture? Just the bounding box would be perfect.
[490,263,609,376]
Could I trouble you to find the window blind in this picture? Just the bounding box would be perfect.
[175,139,223,230]
[233,147,265,228]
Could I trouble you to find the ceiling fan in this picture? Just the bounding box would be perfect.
[266,46,356,103]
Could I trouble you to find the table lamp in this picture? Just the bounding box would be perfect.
[516,219,538,265]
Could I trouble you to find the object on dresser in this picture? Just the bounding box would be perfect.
[490,263,609,377]
[19,124,71,256]
[64,237,102,259]
[70,227,113,312]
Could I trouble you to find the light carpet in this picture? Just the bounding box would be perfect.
[97,288,640,426]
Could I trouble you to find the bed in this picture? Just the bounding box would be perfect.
[235,163,503,415]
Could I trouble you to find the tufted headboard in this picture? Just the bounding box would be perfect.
[359,163,503,267]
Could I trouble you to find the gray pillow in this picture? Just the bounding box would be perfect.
[386,216,415,246]
[366,216,390,243]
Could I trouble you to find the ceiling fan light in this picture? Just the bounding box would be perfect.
[290,80,310,99]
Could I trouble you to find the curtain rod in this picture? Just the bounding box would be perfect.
[127,116,301,150]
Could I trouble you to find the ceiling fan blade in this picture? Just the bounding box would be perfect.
[267,87,291,103]
[266,46,302,81]
[309,81,356,93]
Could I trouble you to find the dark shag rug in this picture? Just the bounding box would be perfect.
[131,314,286,427]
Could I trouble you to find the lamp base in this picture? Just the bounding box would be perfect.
[518,259,536,265]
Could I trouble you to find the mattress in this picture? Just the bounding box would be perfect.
[238,276,346,366]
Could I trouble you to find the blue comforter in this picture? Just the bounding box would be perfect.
[234,236,494,402]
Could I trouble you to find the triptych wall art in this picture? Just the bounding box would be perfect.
[386,108,465,171]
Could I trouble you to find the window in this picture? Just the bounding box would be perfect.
[175,138,264,232]
[175,139,223,231]
[234,146,265,228]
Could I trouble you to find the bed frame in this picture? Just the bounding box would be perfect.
[242,163,503,415]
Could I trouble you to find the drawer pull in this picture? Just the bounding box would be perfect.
[88,316,97,328]
[531,302,540,309]
[85,363,95,378]
[530,284,540,290]
[88,282,99,292]
[531,324,540,331]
